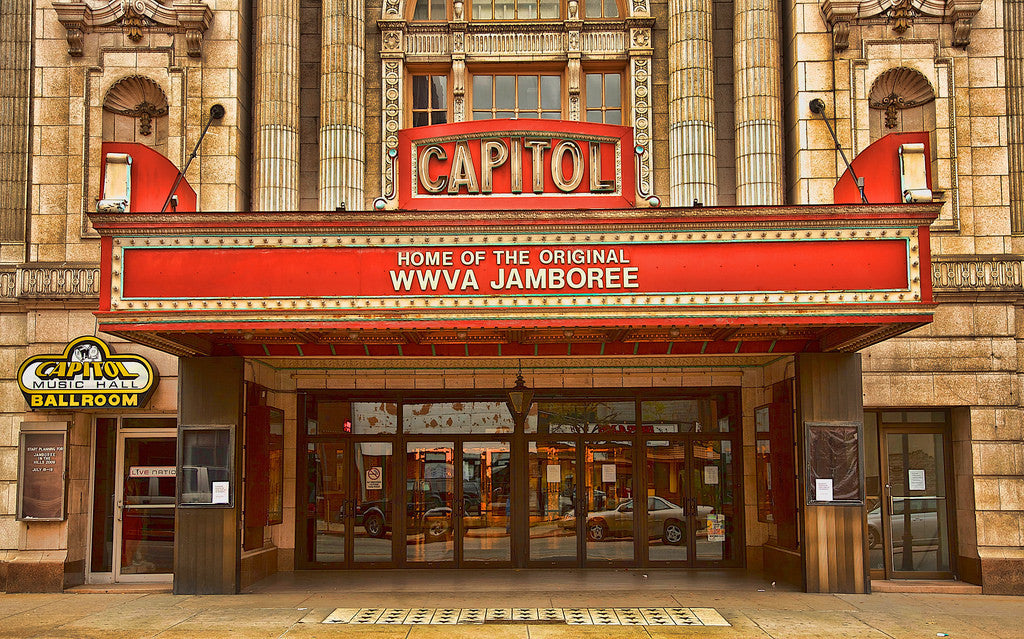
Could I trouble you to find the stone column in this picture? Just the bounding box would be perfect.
[1006,0,1024,234]
[253,0,300,211]
[320,0,365,210]
[733,0,785,205]
[667,0,717,207]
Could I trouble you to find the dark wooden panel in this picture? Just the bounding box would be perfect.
[796,354,869,594]
[175,357,244,595]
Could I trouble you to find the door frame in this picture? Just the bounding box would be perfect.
[112,427,177,583]
[402,435,515,568]
[877,423,957,580]
[525,435,639,568]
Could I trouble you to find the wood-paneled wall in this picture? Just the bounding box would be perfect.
[796,353,870,593]
[175,357,244,595]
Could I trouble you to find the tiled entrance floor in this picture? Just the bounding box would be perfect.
[321,606,730,626]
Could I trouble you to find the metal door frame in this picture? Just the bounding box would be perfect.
[112,428,177,583]
[878,424,956,580]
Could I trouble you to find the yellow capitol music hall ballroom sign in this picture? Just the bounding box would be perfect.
[18,337,158,409]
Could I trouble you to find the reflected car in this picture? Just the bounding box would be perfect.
[559,496,713,544]
[866,498,940,548]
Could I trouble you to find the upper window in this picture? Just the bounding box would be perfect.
[472,0,559,19]
[412,0,446,20]
[584,0,618,18]
[472,74,562,120]
[411,75,448,126]
[585,72,622,124]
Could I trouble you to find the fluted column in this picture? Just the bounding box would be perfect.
[320,0,365,210]
[733,0,785,205]
[668,0,717,206]
[1007,0,1024,234]
[253,0,300,211]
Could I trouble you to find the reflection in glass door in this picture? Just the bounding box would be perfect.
[692,439,735,563]
[528,441,578,563]
[115,432,176,581]
[645,441,689,562]
[310,441,347,563]
[584,441,634,564]
[406,441,455,563]
[462,441,511,563]
[352,442,393,563]
[882,429,953,578]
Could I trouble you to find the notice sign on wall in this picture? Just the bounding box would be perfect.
[17,429,67,520]
[18,336,158,410]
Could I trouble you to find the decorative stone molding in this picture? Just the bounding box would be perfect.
[948,0,982,47]
[52,0,213,58]
[376,0,656,209]
[820,0,859,51]
[868,67,935,130]
[103,75,169,136]
[932,258,1024,293]
[819,0,981,51]
[0,265,102,301]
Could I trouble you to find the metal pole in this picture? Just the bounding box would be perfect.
[809,99,868,204]
[160,104,226,213]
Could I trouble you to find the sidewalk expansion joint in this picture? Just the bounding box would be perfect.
[321,607,730,626]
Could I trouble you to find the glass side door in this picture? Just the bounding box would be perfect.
[114,431,176,582]
[527,440,579,564]
[461,440,512,564]
[691,439,737,564]
[583,440,635,565]
[644,440,690,563]
[880,429,953,578]
[308,440,348,564]
[351,441,394,565]
[405,441,456,564]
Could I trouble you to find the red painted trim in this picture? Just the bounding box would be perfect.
[119,240,911,299]
[93,313,935,333]
[88,205,939,232]
[834,132,932,205]
[99,236,113,312]
[100,142,197,213]
[918,225,933,303]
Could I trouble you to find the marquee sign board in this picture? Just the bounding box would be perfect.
[18,336,158,409]
[398,119,635,210]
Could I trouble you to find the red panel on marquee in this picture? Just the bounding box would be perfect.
[398,119,635,210]
[121,240,909,300]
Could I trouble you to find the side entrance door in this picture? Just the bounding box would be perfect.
[113,429,176,582]
[877,426,955,579]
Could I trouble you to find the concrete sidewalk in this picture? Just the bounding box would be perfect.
[0,570,1020,638]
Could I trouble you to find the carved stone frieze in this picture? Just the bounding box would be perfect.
[932,258,1024,293]
[819,0,981,51]
[52,0,213,58]
[381,60,403,204]
[0,265,102,302]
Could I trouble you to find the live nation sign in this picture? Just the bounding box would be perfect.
[398,119,635,210]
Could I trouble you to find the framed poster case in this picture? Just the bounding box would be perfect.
[17,422,69,521]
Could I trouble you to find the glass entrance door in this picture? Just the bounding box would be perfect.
[405,439,512,566]
[307,440,396,567]
[114,430,176,582]
[879,428,953,578]
[643,438,738,566]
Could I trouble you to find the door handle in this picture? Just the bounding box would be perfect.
[115,498,123,522]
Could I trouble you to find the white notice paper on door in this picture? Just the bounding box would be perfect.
[211,481,230,504]
[602,464,616,483]
[546,464,561,483]
[704,466,719,485]
[815,478,834,502]
[908,469,926,491]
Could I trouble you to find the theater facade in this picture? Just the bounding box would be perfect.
[1,0,1022,597]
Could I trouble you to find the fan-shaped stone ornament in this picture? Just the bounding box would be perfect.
[103,75,169,136]
[869,67,935,129]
